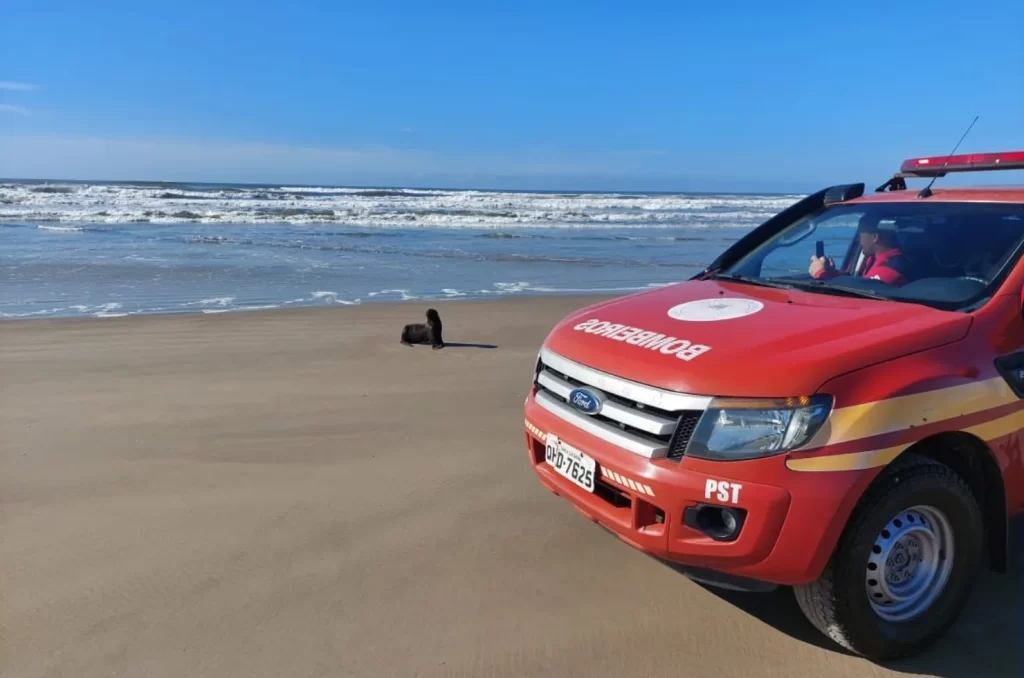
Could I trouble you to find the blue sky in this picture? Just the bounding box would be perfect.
[1,0,1022,191]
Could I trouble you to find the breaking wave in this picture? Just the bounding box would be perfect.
[0,181,802,229]
[0,180,797,321]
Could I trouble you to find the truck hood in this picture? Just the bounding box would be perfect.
[542,280,972,398]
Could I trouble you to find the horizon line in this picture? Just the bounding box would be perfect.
[0,176,807,196]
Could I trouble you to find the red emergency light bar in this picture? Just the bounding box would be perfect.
[899,150,1024,177]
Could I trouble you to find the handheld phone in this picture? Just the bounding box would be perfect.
[815,240,825,259]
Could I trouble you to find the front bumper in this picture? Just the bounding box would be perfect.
[525,391,873,586]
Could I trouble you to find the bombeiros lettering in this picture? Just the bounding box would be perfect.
[572,318,712,361]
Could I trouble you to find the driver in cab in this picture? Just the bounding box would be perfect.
[809,216,910,286]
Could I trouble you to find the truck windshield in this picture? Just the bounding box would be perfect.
[719,201,1024,310]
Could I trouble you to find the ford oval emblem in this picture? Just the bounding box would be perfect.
[568,388,603,415]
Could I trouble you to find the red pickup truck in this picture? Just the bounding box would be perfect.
[524,151,1024,660]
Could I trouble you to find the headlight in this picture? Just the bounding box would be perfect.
[685,395,833,461]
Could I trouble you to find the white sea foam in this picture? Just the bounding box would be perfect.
[0,281,681,320]
[528,285,627,293]
[0,181,803,229]
[188,296,235,307]
[0,307,69,318]
[202,304,282,314]
[36,225,85,232]
[310,291,361,305]
[70,303,122,313]
[492,282,531,294]
[367,289,419,301]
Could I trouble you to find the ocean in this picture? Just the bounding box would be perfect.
[0,180,805,319]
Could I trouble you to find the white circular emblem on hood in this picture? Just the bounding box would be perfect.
[668,298,764,322]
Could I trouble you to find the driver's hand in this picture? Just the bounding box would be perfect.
[809,255,834,278]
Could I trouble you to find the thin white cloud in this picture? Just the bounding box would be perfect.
[0,81,41,91]
[1,136,674,179]
[0,104,30,116]
[0,135,431,182]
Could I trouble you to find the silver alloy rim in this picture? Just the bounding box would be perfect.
[865,505,955,622]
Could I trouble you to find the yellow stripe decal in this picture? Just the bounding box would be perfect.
[788,405,1024,472]
[787,445,904,472]
[964,409,1024,441]
[798,377,1015,450]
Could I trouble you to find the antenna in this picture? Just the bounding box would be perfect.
[918,115,979,198]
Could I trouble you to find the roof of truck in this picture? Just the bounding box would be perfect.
[850,186,1024,205]
[849,150,1024,205]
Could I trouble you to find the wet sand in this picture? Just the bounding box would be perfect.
[1,297,1018,678]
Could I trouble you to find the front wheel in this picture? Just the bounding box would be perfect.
[794,454,983,660]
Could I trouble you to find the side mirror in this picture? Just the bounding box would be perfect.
[824,183,865,206]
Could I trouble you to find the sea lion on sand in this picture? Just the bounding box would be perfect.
[401,308,444,349]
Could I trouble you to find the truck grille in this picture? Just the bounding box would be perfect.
[533,348,710,460]
[666,412,703,461]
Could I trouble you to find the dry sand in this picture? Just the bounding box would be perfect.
[1,297,1018,678]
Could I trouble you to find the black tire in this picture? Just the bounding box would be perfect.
[793,453,984,661]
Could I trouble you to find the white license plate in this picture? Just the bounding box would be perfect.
[544,435,595,493]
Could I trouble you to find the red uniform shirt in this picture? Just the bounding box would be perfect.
[814,247,908,286]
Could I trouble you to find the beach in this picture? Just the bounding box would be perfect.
[1,297,1017,678]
